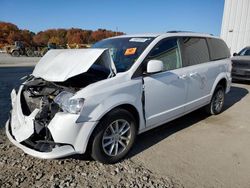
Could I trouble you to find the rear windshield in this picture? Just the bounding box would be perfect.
[92,37,155,72]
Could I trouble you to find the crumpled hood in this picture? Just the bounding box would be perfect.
[32,48,116,82]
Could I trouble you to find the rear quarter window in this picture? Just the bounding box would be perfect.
[181,37,210,66]
[207,38,230,60]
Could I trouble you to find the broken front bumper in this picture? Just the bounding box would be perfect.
[6,119,76,159]
[6,88,97,159]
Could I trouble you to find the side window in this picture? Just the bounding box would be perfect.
[148,38,182,71]
[181,37,210,66]
[238,48,246,55]
[244,49,250,56]
[207,38,230,60]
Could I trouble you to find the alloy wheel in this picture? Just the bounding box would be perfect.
[102,119,131,157]
[213,89,224,113]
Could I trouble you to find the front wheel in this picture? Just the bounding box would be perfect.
[91,108,137,164]
[11,50,20,57]
[206,85,225,115]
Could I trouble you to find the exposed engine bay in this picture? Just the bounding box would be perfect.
[19,65,110,152]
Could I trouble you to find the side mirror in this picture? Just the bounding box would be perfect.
[147,60,164,74]
[233,53,238,56]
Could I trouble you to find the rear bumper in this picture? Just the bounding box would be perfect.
[232,68,250,81]
[232,75,250,81]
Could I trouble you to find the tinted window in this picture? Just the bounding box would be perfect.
[181,37,210,66]
[238,48,248,56]
[148,38,182,71]
[207,38,230,60]
[245,49,250,55]
[239,48,250,56]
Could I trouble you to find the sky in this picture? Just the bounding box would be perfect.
[0,0,225,36]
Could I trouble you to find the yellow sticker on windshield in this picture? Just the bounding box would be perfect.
[124,48,137,55]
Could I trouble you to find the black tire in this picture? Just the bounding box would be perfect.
[11,50,20,57]
[90,108,137,164]
[26,50,34,57]
[206,85,225,115]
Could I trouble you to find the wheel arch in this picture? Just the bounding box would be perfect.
[217,78,227,92]
[84,103,141,154]
[206,78,227,115]
[210,74,228,97]
[11,49,19,54]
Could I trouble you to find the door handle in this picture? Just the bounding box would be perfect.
[178,74,188,79]
[189,72,198,77]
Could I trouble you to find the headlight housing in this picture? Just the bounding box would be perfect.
[54,91,84,114]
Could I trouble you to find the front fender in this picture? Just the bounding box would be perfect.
[10,49,16,53]
[76,78,145,130]
[79,93,144,128]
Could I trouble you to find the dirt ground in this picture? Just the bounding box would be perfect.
[131,82,250,188]
[1,54,250,187]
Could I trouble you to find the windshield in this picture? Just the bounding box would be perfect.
[92,37,155,72]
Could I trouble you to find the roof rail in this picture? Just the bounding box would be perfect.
[166,30,195,33]
[166,30,214,36]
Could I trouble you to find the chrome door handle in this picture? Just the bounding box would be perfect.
[178,74,188,79]
[189,72,198,77]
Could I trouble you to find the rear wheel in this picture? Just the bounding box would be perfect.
[206,85,225,115]
[91,108,137,164]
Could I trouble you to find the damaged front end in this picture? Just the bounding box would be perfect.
[20,78,67,152]
[6,48,115,158]
[6,83,78,158]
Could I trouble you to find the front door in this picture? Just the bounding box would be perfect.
[143,37,188,127]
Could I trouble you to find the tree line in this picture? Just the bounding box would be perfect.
[0,21,124,48]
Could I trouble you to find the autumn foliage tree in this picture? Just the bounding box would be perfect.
[0,21,124,49]
[33,29,67,46]
[66,28,84,44]
[0,22,19,45]
[0,22,34,48]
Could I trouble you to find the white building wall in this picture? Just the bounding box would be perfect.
[221,0,250,54]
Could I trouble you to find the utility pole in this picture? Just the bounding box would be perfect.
[116,26,118,36]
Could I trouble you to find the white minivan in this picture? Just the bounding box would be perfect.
[6,32,232,163]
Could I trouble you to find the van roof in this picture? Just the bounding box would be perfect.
[111,31,220,39]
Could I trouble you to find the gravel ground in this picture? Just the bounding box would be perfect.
[0,130,182,188]
[0,57,183,188]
